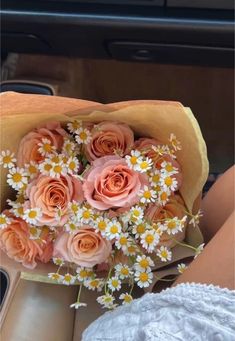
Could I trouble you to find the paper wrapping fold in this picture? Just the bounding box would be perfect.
[0,92,208,291]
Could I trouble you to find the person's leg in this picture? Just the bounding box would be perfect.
[174,211,235,289]
[200,165,234,242]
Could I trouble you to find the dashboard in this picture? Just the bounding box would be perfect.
[1,0,234,67]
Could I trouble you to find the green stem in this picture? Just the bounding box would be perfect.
[155,276,177,282]
[171,238,197,251]
[104,266,113,295]
[76,283,83,303]
[129,277,135,295]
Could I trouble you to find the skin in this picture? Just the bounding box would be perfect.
[174,165,235,290]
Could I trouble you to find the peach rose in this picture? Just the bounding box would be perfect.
[83,155,147,210]
[17,121,68,167]
[134,137,182,189]
[53,226,112,267]
[0,212,53,269]
[145,194,187,248]
[26,174,84,226]
[84,121,134,161]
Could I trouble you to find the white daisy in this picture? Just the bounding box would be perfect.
[67,156,80,175]
[84,278,104,292]
[105,220,122,239]
[76,267,93,282]
[68,201,80,216]
[124,244,139,256]
[25,161,38,179]
[62,273,76,285]
[152,144,171,156]
[177,263,187,274]
[140,229,160,252]
[157,189,170,206]
[130,205,144,223]
[115,233,131,252]
[115,264,132,279]
[0,150,16,169]
[38,138,56,156]
[125,150,142,170]
[49,162,67,178]
[94,217,110,236]
[160,175,178,192]
[160,161,178,176]
[62,139,77,155]
[7,167,28,190]
[76,206,94,224]
[23,208,42,225]
[164,217,184,235]
[194,243,205,258]
[67,120,83,134]
[107,277,121,292]
[75,128,92,145]
[136,157,153,173]
[189,209,203,227]
[70,302,87,309]
[53,257,65,266]
[97,294,115,309]
[134,255,154,271]
[29,226,41,240]
[132,222,150,239]
[139,186,157,204]
[9,202,24,217]
[156,246,172,262]
[48,272,64,282]
[0,213,11,229]
[135,270,153,288]
[64,220,78,234]
[149,170,161,187]
[119,293,133,305]
[169,133,181,151]
[38,159,53,175]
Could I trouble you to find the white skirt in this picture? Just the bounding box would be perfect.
[82,283,235,341]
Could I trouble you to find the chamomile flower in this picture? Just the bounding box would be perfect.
[132,222,150,239]
[97,294,115,309]
[54,207,64,223]
[160,175,178,192]
[75,128,92,145]
[149,170,161,187]
[115,264,132,279]
[23,208,42,225]
[25,161,38,179]
[164,217,183,235]
[139,186,157,204]
[130,205,144,223]
[70,302,87,309]
[64,220,78,233]
[124,243,139,256]
[157,189,170,206]
[0,213,11,229]
[62,139,76,156]
[115,233,131,252]
[94,217,110,236]
[177,263,187,274]
[134,255,154,271]
[0,150,16,169]
[38,159,53,175]
[77,206,94,224]
[107,277,121,292]
[53,257,65,266]
[140,229,160,252]
[76,267,93,282]
[169,133,181,151]
[194,243,205,258]
[7,167,28,190]
[68,201,80,216]
[67,120,82,134]
[135,269,153,288]
[125,150,142,170]
[152,144,170,156]
[189,209,203,227]
[136,157,153,173]
[10,202,24,217]
[29,226,41,240]
[84,278,104,292]
[48,273,64,282]
[160,161,178,176]
[38,138,56,156]
[119,293,133,305]
[49,162,67,178]
[156,246,172,262]
[105,220,122,239]
[67,156,80,175]
[62,273,76,285]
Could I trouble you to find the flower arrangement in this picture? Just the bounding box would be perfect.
[0,99,209,311]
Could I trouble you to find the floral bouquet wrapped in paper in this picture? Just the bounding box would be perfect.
[0,94,209,311]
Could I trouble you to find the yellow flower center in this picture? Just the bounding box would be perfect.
[164,177,173,186]
[0,216,6,224]
[44,163,52,171]
[82,211,91,219]
[136,224,145,234]
[79,131,87,141]
[130,156,137,165]
[143,191,151,199]
[54,165,62,174]
[30,227,38,236]
[71,204,78,213]
[98,221,106,230]
[124,295,132,303]
[52,273,60,280]
[133,209,140,217]
[161,250,168,258]
[3,155,12,164]
[152,174,160,183]
[110,225,118,234]
[160,192,168,201]
[121,268,129,276]
[12,173,22,183]
[69,223,76,230]
[139,273,149,282]
[72,121,80,130]
[139,259,149,269]
[17,207,24,216]
[165,164,174,172]
[51,156,60,163]
[167,221,176,229]
[64,274,72,282]
[128,245,136,254]
[111,279,119,287]
[69,161,76,170]
[79,270,88,278]
[119,237,127,245]
[140,161,149,169]
[90,280,98,287]
[28,210,37,219]
[28,165,37,174]
[43,143,52,152]
[145,234,154,244]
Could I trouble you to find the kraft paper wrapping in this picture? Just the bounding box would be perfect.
[0,93,208,296]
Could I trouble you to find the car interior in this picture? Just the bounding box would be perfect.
[0,0,234,340]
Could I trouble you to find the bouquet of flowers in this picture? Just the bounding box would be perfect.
[0,96,209,311]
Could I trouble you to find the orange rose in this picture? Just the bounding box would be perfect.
[26,174,84,226]
[17,121,68,167]
[0,212,53,269]
[53,226,112,267]
[145,194,187,248]
[84,121,134,161]
[83,155,148,210]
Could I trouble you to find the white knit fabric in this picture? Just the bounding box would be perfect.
[82,283,235,341]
